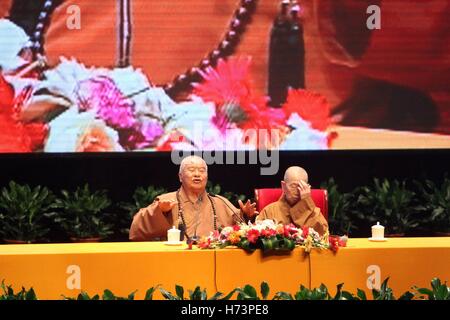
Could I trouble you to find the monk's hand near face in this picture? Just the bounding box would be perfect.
[158,200,176,213]
[238,199,258,219]
[297,180,311,200]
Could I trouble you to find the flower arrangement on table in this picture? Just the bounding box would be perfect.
[197,219,347,253]
[0,19,336,153]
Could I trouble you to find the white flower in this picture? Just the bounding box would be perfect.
[110,67,170,118]
[163,97,256,151]
[0,19,29,72]
[254,219,277,230]
[163,97,216,133]
[220,226,234,238]
[5,75,40,99]
[309,228,322,242]
[280,113,329,150]
[38,57,101,103]
[44,108,123,152]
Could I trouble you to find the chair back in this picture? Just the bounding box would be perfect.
[254,188,328,221]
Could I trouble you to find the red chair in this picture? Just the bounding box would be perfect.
[254,188,328,221]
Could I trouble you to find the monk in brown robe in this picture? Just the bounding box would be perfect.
[257,166,328,235]
[129,155,257,241]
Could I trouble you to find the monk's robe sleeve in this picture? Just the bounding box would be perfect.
[129,197,173,241]
[290,195,329,236]
[256,206,269,222]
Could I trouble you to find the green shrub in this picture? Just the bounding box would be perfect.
[53,184,113,240]
[0,181,56,242]
[414,176,450,233]
[0,280,37,300]
[320,178,357,236]
[118,186,167,237]
[351,178,418,235]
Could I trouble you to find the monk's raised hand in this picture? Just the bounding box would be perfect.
[298,180,311,199]
[238,199,258,218]
[158,200,176,213]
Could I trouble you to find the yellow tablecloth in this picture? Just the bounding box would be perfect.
[215,247,310,295]
[310,238,450,296]
[0,238,449,299]
[0,242,215,300]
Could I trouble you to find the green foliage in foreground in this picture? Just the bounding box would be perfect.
[1,278,448,300]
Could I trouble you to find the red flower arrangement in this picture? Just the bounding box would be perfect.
[192,56,336,149]
[282,88,331,131]
[197,219,346,253]
[192,57,287,148]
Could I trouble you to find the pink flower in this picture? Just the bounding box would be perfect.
[76,76,136,129]
[212,230,220,239]
[283,225,292,237]
[247,229,260,244]
[261,228,276,238]
[193,56,253,107]
[233,225,241,232]
[122,120,164,150]
[193,56,285,140]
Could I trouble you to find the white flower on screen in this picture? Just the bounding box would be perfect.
[110,67,171,118]
[44,108,123,152]
[164,97,255,151]
[0,19,29,72]
[280,113,329,150]
[38,57,101,102]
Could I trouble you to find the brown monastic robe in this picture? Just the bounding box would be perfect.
[256,195,328,236]
[129,187,243,241]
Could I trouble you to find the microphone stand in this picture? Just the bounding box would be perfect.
[209,193,246,224]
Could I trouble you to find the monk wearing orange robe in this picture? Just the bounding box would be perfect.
[129,155,257,241]
[257,166,328,235]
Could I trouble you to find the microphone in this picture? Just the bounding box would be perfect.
[209,193,246,224]
[178,221,187,241]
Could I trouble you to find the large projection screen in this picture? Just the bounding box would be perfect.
[0,0,449,153]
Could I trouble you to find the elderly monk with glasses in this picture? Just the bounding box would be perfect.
[256,166,328,236]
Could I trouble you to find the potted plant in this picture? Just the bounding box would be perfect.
[53,184,113,242]
[320,178,357,236]
[351,178,418,236]
[0,181,56,244]
[118,185,167,238]
[414,176,450,236]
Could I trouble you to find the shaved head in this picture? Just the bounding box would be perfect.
[281,166,309,206]
[179,155,208,194]
[179,155,207,174]
[283,166,308,183]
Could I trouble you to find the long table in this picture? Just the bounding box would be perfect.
[0,238,449,299]
[310,237,450,296]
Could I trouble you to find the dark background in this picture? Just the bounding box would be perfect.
[1,150,449,203]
